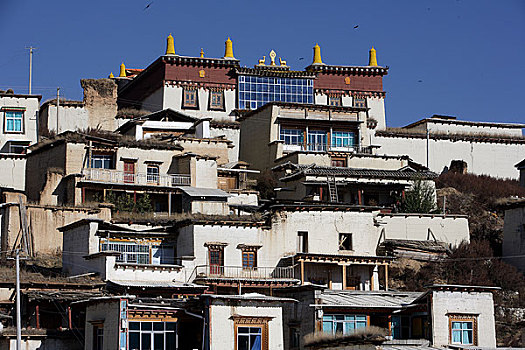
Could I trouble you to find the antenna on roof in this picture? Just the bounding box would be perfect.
[25,46,37,94]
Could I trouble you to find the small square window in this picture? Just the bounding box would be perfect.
[353,97,366,108]
[183,89,198,108]
[329,96,342,107]
[331,157,347,167]
[242,251,257,269]
[3,109,24,133]
[450,316,476,345]
[339,233,353,250]
[147,165,160,184]
[209,91,224,110]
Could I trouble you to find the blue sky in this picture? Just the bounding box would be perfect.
[1,0,524,127]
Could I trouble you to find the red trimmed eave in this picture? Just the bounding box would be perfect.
[118,57,166,107]
[0,153,25,159]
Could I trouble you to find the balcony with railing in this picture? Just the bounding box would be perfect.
[190,265,298,282]
[282,142,372,154]
[82,168,191,187]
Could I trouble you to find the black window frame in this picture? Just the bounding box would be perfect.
[208,90,225,111]
[182,88,199,109]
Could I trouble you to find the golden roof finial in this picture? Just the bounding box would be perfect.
[269,50,277,66]
[224,37,235,59]
[313,43,323,64]
[368,47,378,66]
[166,34,176,55]
[200,48,204,58]
[109,72,114,78]
[119,63,126,77]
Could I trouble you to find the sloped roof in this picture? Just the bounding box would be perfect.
[515,158,525,169]
[108,279,206,289]
[315,290,423,309]
[277,163,437,182]
[379,239,451,254]
[116,108,197,133]
[175,186,230,198]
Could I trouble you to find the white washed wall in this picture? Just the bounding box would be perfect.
[377,214,469,247]
[209,304,284,350]
[0,157,26,190]
[431,290,496,348]
[374,134,524,178]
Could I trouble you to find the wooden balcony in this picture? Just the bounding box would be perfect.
[82,168,191,187]
[191,265,297,281]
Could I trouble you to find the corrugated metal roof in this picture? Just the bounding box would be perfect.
[175,186,230,198]
[315,290,423,308]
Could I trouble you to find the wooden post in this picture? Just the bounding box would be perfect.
[35,305,40,329]
[370,266,374,291]
[68,306,72,329]
[342,265,347,290]
[358,190,362,205]
[168,192,172,216]
[300,260,305,285]
[385,264,389,291]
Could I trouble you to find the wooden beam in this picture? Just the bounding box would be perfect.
[370,266,374,291]
[300,260,305,285]
[385,264,389,291]
[342,264,347,290]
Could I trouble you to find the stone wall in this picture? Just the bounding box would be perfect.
[502,205,525,272]
[85,300,121,350]
[1,203,110,255]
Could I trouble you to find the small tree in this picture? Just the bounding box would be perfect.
[256,169,278,200]
[105,191,153,213]
[400,179,437,213]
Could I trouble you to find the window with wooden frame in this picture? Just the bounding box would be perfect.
[338,233,353,251]
[233,316,270,350]
[353,96,366,108]
[322,314,367,335]
[328,95,342,107]
[205,243,226,275]
[3,108,24,133]
[331,157,347,167]
[90,152,114,169]
[238,244,260,269]
[209,90,225,110]
[297,231,308,253]
[289,327,300,349]
[242,251,256,269]
[182,88,198,108]
[91,323,104,350]
[449,315,477,345]
[146,164,160,184]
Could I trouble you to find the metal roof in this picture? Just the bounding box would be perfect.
[315,290,423,309]
[175,186,230,198]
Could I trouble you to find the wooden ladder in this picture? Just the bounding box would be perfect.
[327,176,338,203]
